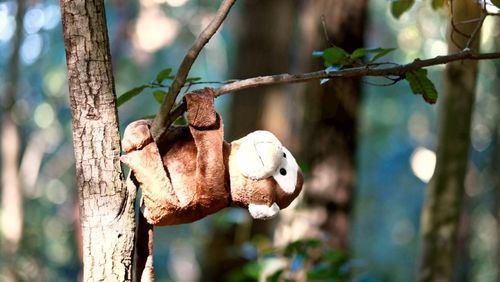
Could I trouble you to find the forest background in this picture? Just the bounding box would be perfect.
[0,0,498,281]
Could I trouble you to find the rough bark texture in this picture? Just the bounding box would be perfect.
[60,0,136,280]
[417,1,481,281]
[275,0,368,251]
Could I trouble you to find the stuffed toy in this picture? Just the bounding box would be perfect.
[121,88,303,226]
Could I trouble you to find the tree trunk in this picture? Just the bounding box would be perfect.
[276,0,368,251]
[60,1,136,280]
[417,1,481,281]
[1,0,24,259]
[200,1,297,280]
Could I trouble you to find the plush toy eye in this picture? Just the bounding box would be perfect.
[272,147,299,194]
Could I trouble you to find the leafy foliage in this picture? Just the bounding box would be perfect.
[153,90,166,104]
[314,47,395,85]
[391,0,446,18]
[390,0,415,18]
[431,0,446,9]
[155,68,174,83]
[405,68,438,104]
[117,85,148,107]
[117,67,202,107]
[230,239,350,282]
[491,0,500,8]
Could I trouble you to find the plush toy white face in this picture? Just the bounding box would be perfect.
[272,147,300,194]
[234,130,302,220]
[236,130,283,180]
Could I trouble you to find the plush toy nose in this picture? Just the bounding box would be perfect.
[236,130,283,180]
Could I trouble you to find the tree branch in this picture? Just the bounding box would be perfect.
[150,0,236,140]
[214,50,500,95]
[160,50,500,125]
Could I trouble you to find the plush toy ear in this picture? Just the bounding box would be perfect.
[235,130,283,180]
[272,147,300,194]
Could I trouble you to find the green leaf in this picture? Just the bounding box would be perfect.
[173,115,187,126]
[368,48,396,63]
[351,47,396,63]
[266,269,284,282]
[491,0,500,9]
[322,47,349,67]
[117,85,147,107]
[431,0,445,9]
[153,90,166,104]
[186,77,202,83]
[405,68,438,104]
[323,250,346,263]
[391,0,415,19]
[155,68,173,83]
[351,48,369,59]
[307,267,339,280]
[242,262,262,279]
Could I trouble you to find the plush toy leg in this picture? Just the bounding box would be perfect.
[135,210,154,282]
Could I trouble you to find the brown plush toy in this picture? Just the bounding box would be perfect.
[121,88,303,226]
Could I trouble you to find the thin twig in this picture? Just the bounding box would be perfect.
[164,50,500,123]
[150,0,236,140]
[465,13,487,49]
[321,15,334,47]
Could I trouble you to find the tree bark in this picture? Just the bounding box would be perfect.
[60,1,136,280]
[417,1,481,281]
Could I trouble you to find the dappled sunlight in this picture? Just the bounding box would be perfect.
[0,2,15,42]
[168,240,201,282]
[410,147,436,183]
[132,2,180,54]
[34,102,55,128]
[161,0,189,7]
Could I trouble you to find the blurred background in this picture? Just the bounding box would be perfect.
[0,0,498,281]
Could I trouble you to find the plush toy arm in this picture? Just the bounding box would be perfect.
[184,89,229,208]
[121,122,181,224]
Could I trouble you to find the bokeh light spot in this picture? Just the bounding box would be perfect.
[0,3,15,42]
[45,179,68,205]
[410,147,436,183]
[34,102,55,128]
[24,7,44,34]
[21,33,43,64]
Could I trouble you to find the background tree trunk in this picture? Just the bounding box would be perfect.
[0,0,25,280]
[60,1,136,280]
[417,1,481,281]
[200,1,297,280]
[276,0,368,251]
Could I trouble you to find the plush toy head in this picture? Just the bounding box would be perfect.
[121,88,303,225]
[228,131,303,219]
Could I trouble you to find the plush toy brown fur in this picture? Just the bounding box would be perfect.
[121,88,303,281]
[121,88,303,226]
